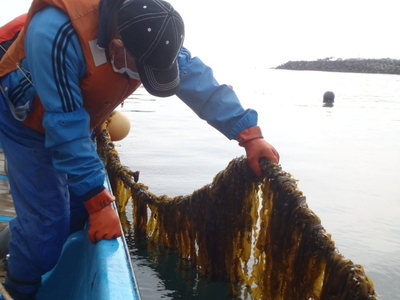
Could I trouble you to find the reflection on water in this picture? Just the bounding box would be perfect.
[322,102,334,107]
[118,70,400,300]
[127,234,239,299]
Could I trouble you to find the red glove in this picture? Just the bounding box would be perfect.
[84,189,123,244]
[237,126,280,177]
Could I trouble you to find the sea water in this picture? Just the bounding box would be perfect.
[116,69,400,300]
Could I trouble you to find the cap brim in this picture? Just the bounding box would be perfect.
[136,61,180,97]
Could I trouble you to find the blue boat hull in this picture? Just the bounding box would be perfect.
[37,217,141,300]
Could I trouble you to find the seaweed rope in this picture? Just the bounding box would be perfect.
[96,129,378,300]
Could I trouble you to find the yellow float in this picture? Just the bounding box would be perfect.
[106,111,131,141]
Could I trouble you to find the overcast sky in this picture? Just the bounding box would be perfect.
[2,0,400,69]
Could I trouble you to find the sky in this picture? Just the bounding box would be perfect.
[1,0,400,69]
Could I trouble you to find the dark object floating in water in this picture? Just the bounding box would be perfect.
[323,91,335,103]
[323,91,335,107]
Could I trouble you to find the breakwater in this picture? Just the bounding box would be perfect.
[275,58,400,75]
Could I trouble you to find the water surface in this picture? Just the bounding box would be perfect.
[117,69,400,299]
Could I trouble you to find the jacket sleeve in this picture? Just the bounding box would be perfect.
[176,47,258,140]
[24,7,105,199]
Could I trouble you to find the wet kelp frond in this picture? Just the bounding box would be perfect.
[96,130,377,300]
[254,161,377,300]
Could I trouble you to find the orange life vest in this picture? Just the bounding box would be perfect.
[0,0,141,133]
[0,14,27,44]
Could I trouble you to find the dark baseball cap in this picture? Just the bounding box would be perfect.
[117,0,185,97]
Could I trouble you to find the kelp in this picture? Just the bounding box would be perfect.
[96,130,377,300]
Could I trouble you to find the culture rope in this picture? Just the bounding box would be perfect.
[96,129,377,300]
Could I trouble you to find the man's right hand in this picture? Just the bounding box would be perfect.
[237,126,280,177]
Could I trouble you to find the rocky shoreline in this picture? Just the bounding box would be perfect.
[275,58,400,75]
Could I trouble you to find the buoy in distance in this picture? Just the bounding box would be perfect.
[323,91,335,103]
